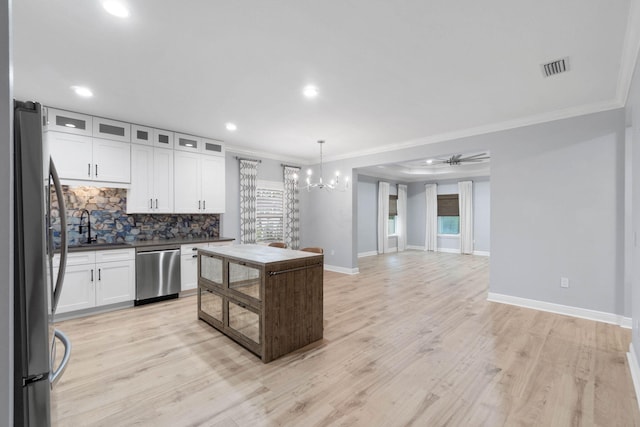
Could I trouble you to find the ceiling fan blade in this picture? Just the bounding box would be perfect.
[460,153,488,160]
[460,159,489,163]
[459,156,490,162]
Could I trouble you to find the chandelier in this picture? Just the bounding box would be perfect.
[304,140,349,191]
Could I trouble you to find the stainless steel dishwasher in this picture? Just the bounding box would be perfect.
[135,246,181,305]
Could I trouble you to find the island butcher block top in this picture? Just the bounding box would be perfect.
[197,244,324,362]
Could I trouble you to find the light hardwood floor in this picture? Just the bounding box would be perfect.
[51,250,640,426]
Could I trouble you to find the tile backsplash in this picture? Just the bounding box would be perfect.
[51,186,220,247]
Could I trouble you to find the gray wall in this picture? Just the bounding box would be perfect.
[300,158,356,268]
[473,179,491,252]
[308,108,626,316]
[405,178,490,253]
[627,44,640,359]
[1,0,12,424]
[357,175,377,254]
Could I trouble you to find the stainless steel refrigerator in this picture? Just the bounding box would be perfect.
[13,101,71,426]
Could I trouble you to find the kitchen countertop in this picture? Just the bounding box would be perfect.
[64,236,235,253]
[200,244,322,265]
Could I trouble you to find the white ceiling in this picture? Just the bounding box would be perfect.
[12,0,638,163]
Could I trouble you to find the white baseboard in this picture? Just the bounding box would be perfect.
[487,292,630,327]
[622,317,633,329]
[357,251,378,258]
[324,264,359,275]
[628,344,640,411]
[437,248,459,254]
[388,246,398,252]
[406,245,489,256]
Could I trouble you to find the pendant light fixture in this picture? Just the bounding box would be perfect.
[304,140,349,191]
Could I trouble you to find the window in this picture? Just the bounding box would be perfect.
[256,187,284,243]
[388,195,398,235]
[437,194,459,235]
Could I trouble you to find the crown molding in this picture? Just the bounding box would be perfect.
[225,144,309,166]
[322,99,624,164]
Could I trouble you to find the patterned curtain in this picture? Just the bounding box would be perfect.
[283,166,300,249]
[239,159,259,244]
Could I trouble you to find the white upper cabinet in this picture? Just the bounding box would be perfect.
[47,132,131,184]
[153,129,174,149]
[201,138,225,156]
[201,155,225,213]
[93,117,131,142]
[131,125,153,145]
[174,151,225,213]
[44,108,92,136]
[92,138,131,183]
[128,144,154,212]
[128,145,174,213]
[174,151,201,213]
[44,106,225,209]
[174,133,201,153]
[47,133,94,180]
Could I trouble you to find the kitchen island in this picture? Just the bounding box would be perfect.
[197,244,323,362]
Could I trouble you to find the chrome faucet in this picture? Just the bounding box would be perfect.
[79,209,95,244]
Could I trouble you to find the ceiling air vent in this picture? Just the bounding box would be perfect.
[541,57,570,77]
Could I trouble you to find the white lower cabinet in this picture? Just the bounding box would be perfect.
[54,249,135,314]
[180,241,232,291]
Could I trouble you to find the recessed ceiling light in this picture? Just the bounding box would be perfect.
[303,85,319,98]
[102,1,129,18]
[426,159,434,165]
[225,123,237,131]
[71,86,93,97]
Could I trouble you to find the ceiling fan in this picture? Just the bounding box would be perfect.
[434,153,490,166]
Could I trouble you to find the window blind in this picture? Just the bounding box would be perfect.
[437,194,459,216]
[256,188,284,242]
[389,195,398,217]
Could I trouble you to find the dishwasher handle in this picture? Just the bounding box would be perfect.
[137,249,180,255]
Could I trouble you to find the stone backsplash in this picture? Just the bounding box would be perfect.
[51,186,220,247]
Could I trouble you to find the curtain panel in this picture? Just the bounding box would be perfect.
[239,159,259,244]
[425,183,438,251]
[458,180,474,254]
[397,184,407,252]
[283,166,301,250]
[377,181,390,254]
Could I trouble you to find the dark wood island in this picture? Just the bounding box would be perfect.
[197,244,323,362]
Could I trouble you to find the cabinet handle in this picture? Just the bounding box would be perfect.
[192,254,198,258]
[150,198,153,209]
[155,199,158,209]
[88,163,91,177]
[192,247,197,251]
[90,269,94,282]
[203,200,206,210]
[95,164,98,177]
[98,269,101,281]
[198,200,201,210]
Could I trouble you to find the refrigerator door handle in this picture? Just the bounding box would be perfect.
[50,158,68,313]
[50,329,72,386]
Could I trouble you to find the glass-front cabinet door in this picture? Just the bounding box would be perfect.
[228,261,261,302]
[199,287,223,324]
[200,254,223,288]
[228,300,260,344]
